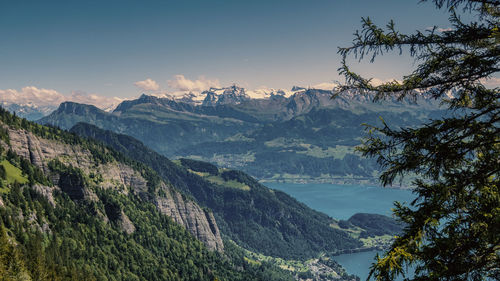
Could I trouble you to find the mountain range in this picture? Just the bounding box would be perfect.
[37,85,445,184]
[0,87,124,121]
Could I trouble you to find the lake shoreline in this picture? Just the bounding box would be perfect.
[261,178,413,190]
[332,246,386,256]
[266,182,415,280]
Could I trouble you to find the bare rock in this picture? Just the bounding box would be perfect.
[156,186,224,252]
[118,210,136,234]
[98,163,148,194]
[32,184,56,207]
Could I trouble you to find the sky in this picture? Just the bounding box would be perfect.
[0,0,474,101]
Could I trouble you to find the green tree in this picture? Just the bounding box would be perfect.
[0,222,9,278]
[0,165,6,180]
[0,222,31,281]
[338,0,499,280]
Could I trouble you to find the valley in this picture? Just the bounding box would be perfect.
[38,86,444,185]
[2,0,497,279]
[0,85,435,280]
[0,106,396,280]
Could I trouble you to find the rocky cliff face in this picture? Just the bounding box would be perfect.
[155,186,223,252]
[4,123,223,251]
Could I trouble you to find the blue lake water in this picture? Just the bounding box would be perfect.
[265,183,416,280]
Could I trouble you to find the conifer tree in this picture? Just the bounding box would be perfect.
[338,0,499,280]
[0,222,9,279]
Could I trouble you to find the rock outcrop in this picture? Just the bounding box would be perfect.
[155,187,224,252]
[117,210,135,235]
[5,125,224,251]
[32,184,56,207]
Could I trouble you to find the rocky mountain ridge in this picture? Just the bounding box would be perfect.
[3,83,443,121]
[1,119,224,251]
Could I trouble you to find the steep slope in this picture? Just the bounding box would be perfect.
[70,122,367,259]
[347,213,404,238]
[0,109,251,280]
[0,107,361,281]
[5,119,224,252]
[38,101,119,130]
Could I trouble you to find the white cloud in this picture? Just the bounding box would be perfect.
[437,27,453,32]
[246,87,274,99]
[67,90,125,111]
[134,78,160,91]
[0,86,125,112]
[425,26,454,32]
[0,87,65,107]
[480,77,500,88]
[167,75,220,93]
[312,82,338,90]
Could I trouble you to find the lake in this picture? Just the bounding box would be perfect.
[265,183,415,280]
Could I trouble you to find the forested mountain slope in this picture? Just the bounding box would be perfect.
[70,122,364,259]
[0,107,304,280]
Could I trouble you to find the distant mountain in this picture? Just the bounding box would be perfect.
[39,86,445,183]
[201,85,250,106]
[1,102,56,120]
[41,100,259,157]
[0,89,123,120]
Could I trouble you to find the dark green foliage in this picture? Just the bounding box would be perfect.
[0,108,296,280]
[347,213,404,238]
[339,1,500,279]
[220,170,255,185]
[0,126,9,145]
[0,165,6,180]
[337,220,353,229]
[200,182,361,258]
[0,181,261,280]
[180,158,219,175]
[0,221,36,281]
[49,159,87,200]
[222,240,296,281]
[70,122,363,259]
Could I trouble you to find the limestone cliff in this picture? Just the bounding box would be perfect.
[155,185,223,252]
[5,125,223,251]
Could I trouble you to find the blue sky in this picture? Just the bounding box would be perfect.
[0,0,456,99]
